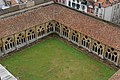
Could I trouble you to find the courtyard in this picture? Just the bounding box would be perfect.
[0,38,116,80]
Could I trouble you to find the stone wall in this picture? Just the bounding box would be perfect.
[0,20,120,67]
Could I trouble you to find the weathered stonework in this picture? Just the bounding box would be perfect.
[0,3,120,79]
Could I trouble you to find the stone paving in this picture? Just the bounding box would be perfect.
[0,64,17,80]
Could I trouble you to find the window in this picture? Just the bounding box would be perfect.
[68,1,71,6]
[92,45,95,51]
[47,22,54,33]
[81,36,90,49]
[92,42,103,56]
[38,26,45,37]
[76,4,80,9]
[17,33,26,45]
[112,55,114,61]
[63,27,69,38]
[95,46,97,52]
[27,29,36,41]
[82,5,85,10]
[71,31,79,43]
[98,48,100,55]
[115,56,117,62]
[105,48,118,63]
[55,22,60,33]
[72,2,76,8]
[4,37,15,50]
[108,53,111,59]
[105,52,108,58]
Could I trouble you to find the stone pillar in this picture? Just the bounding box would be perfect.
[78,32,81,46]
[0,39,4,56]
[68,28,71,41]
[60,24,63,37]
[116,51,120,66]
[45,22,48,35]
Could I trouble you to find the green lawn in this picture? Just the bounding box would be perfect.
[0,38,116,80]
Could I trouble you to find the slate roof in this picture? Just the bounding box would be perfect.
[0,3,120,51]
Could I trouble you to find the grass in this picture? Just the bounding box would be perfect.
[0,38,116,80]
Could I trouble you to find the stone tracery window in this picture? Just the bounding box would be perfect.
[47,22,54,33]
[55,22,60,33]
[76,4,80,9]
[4,37,15,50]
[68,1,71,6]
[62,26,69,38]
[71,31,79,43]
[81,35,90,49]
[72,2,76,8]
[92,41,103,56]
[16,33,26,45]
[105,48,118,63]
[37,25,45,37]
[27,29,36,41]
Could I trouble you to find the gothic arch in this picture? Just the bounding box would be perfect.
[105,47,119,65]
[46,21,54,34]
[15,31,26,48]
[62,26,70,39]
[2,36,15,53]
[26,27,36,44]
[91,40,104,58]
[81,34,91,50]
[36,24,45,39]
[55,21,61,34]
[71,30,79,44]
